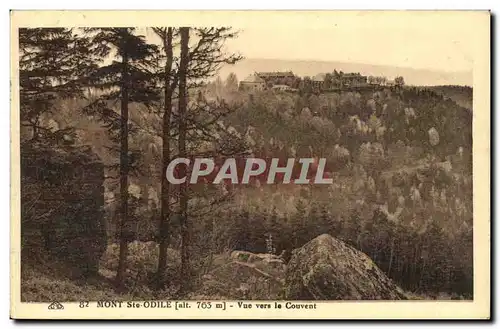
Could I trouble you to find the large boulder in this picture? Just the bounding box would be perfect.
[284,234,407,300]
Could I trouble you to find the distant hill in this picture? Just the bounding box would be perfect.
[425,85,473,111]
[218,58,472,87]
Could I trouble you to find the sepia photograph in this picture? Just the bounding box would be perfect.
[10,10,490,320]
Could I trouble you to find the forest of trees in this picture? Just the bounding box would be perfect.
[20,27,248,293]
[202,78,473,297]
[19,27,473,301]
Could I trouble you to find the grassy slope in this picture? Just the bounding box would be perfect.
[23,241,442,301]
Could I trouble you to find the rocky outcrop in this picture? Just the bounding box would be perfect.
[190,235,407,300]
[284,234,407,300]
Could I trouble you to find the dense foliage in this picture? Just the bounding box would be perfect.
[192,80,473,297]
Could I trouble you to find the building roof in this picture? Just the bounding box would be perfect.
[241,74,265,83]
[343,72,364,78]
[257,71,295,77]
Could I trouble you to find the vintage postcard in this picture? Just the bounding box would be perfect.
[10,10,490,320]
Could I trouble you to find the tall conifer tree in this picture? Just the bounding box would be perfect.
[84,28,159,286]
[19,28,95,143]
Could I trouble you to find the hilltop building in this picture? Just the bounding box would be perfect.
[237,69,401,94]
[311,72,368,90]
[256,71,295,80]
[239,74,265,91]
[312,73,326,90]
[342,73,368,87]
[256,71,297,88]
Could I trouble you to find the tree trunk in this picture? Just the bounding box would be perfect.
[156,27,174,286]
[178,27,190,293]
[116,31,130,287]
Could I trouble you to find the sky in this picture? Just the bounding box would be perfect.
[222,25,474,73]
[17,10,484,75]
[145,16,477,85]
[138,11,482,83]
[142,12,477,75]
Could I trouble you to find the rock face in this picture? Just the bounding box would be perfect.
[284,234,407,300]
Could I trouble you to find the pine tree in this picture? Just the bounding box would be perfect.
[317,203,332,236]
[266,206,280,254]
[19,28,107,275]
[225,72,239,92]
[19,28,95,144]
[83,28,160,287]
[290,198,308,248]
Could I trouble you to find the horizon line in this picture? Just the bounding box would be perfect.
[223,56,473,75]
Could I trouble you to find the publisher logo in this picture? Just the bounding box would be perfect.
[48,301,64,310]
